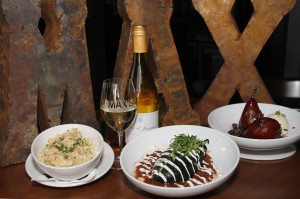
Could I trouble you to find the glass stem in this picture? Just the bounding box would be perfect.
[117,131,124,158]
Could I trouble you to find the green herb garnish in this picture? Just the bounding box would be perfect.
[169,134,209,160]
[52,136,88,154]
[74,138,86,146]
[275,111,286,117]
[54,144,74,153]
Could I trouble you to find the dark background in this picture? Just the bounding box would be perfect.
[85,0,300,110]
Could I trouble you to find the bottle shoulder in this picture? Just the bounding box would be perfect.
[130,52,159,112]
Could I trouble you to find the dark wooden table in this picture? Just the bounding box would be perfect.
[1,141,300,198]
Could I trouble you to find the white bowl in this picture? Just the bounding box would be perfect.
[120,125,240,197]
[208,103,300,150]
[31,124,104,181]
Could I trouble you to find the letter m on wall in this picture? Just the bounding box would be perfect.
[0,0,98,166]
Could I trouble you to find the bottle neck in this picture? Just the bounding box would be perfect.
[132,52,147,73]
[133,51,147,60]
[130,52,147,94]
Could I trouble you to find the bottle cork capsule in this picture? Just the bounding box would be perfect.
[133,25,147,53]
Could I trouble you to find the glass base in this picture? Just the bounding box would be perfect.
[111,157,122,170]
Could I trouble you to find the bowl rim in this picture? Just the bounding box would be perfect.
[31,123,103,170]
[120,125,240,192]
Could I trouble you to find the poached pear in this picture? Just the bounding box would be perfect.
[239,89,263,131]
[243,117,281,139]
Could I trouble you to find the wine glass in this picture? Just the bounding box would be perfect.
[100,78,137,169]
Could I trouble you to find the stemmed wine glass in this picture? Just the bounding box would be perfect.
[100,78,137,169]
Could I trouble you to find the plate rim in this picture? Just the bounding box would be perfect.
[25,142,114,188]
[239,144,297,160]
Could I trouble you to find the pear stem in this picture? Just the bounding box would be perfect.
[251,89,257,98]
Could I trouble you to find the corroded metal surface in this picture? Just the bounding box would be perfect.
[0,0,98,166]
[115,0,201,126]
[192,0,296,125]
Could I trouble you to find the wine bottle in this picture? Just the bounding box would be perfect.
[125,25,159,143]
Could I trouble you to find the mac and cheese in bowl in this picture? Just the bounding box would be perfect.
[38,128,96,167]
[31,124,104,181]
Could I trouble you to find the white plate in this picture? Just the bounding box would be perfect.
[25,142,114,187]
[240,145,297,160]
[120,125,240,197]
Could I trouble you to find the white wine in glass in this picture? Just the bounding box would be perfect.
[100,78,136,169]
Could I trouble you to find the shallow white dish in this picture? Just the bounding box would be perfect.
[208,103,300,150]
[120,125,240,197]
[26,142,114,187]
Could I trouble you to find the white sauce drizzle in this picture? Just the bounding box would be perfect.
[135,147,221,187]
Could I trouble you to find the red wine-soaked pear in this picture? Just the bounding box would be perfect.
[239,89,263,130]
[243,117,281,139]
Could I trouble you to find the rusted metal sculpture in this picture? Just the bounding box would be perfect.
[115,0,201,126]
[192,0,296,125]
[0,0,98,166]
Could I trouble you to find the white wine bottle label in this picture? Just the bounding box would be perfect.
[125,110,158,143]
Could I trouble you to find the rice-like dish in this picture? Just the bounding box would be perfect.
[38,128,96,167]
[267,111,289,137]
